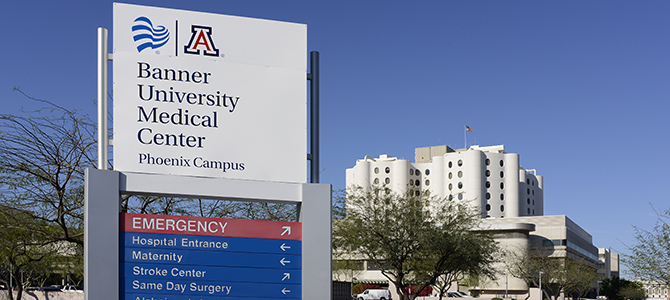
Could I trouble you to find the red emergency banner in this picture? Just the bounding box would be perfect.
[121,213,301,240]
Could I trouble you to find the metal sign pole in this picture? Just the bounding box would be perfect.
[309,51,320,183]
[97,28,108,170]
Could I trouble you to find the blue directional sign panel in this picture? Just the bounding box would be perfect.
[120,213,302,300]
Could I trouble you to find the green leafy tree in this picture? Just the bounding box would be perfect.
[619,282,646,300]
[507,247,599,300]
[506,247,553,300]
[0,207,77,300]
[600,277,646,300]
[333,186,498,300]
[623,207,670,295]
[332,259,366,283]
[332,189,347,220]
[413,205,498,300]
[564,258,600,300]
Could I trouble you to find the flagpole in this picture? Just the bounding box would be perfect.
[464,125,474,149]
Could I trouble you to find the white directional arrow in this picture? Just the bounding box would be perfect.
[282,273,291,281]
[280,243,291,251]
[280,257,291,266]
[281,226,291,236]
[282,288,291,295]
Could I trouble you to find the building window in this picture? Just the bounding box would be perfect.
[385,178,390,184]
[486,204,491,211]
[528,208,531,214]
[500,171,504,178]
[374,178,379,184]
[425,169,430,175]
[485,170,491,177]
[500,205,505,212]
[385,167,390,174]
[458,159,463,167]
[374,167,379,174]
[458,171,463,178]
[526,178,530,184]
[415,179,420,186]
[486,181,491,188]
[448,172,453,179]
[527,188,530,195]
[415,190,420,196]
[485,158,490,165]
[458,182,463,189]
[486,193,491,200]
[425,180,430,186]
[458,193,463,200]
[448,183,453,190]
[500,160,504,167]
[532,190,535,195]
[527,198,530,204]
[409,169,414,176]
[409,179,413,186]
[500,194,504,200]
[500,182,504,189]
[448,161,453,168]
[542,239,565,247]
[366,260,384,270]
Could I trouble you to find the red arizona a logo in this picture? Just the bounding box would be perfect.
[184,25,219,56]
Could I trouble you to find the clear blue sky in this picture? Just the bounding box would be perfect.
[2,0,669,276]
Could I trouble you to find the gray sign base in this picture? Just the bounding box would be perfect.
[84,168,332,300]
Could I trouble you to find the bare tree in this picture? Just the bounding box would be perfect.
[0,96,96,246]
[0,91,96,299]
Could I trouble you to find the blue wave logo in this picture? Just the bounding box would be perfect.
[132,16,170,53]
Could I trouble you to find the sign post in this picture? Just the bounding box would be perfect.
[88,3,330,300]
[85,169,331,300]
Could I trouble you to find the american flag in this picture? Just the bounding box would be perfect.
[465,125,474,132]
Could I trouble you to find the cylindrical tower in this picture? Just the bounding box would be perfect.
[503,153,520,218]
[391,159,410,192]
[536,175,544,215]
[427,156,445,197]
[353,160,371,188]
[463,150,485,215]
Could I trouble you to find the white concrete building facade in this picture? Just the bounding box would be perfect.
[342,144,616,299]
[346,145,544,218]
[598,248,620,278]
[640,281,669,300]
[483,215,600,265]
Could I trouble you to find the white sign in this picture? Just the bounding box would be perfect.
[113,3,307,183]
